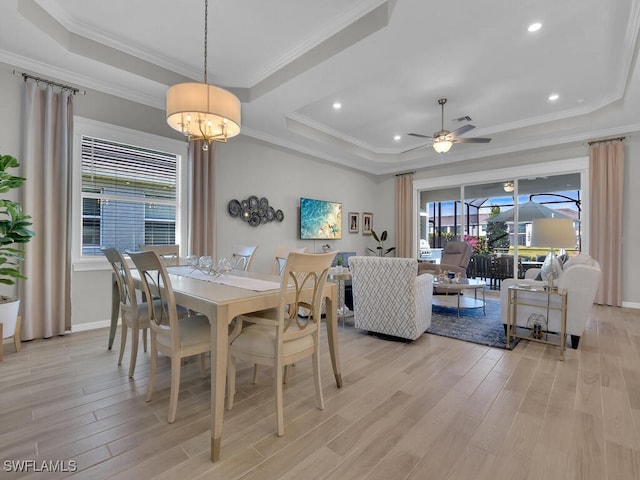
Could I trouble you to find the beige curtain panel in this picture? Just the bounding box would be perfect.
[189,141,217,257]
[395,173,413,258]
[20,80,74,339]
[589,140,624,306]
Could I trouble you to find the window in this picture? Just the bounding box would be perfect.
[80,135,180,256]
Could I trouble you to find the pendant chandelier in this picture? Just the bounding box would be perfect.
[166,0,241,150]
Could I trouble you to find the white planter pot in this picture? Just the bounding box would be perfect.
[0,296,20,339]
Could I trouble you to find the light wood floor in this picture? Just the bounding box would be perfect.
[1,303,640,480]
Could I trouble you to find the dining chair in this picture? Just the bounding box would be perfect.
[231,244,259,271]
[226,251,336,436]
[140,244,180,266]
[129,250,211,424]
[103,247,154,378]
[271,246,308,275]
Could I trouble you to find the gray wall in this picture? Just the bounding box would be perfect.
[1,60,638,331]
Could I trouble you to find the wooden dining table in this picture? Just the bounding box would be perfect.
[109,266,341,462]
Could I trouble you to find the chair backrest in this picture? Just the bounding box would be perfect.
[232,245,259,271]
[272,246,308,275]
[102,248,139,316]
[441,241,473,268]
[277,252,336,339]
[140,244,180,266]
[129,250,180,347]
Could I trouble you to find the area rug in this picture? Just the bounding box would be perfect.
[426,299,519,350]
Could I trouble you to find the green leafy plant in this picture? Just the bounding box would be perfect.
[0,154,35,285]
[367,229,396,257]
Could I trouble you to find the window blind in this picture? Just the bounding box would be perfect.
[81,136,178,256]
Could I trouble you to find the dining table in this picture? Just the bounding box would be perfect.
[109,265,341,462]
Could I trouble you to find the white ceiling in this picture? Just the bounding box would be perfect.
[2,0,640,175]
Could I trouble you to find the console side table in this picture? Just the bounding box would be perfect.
[506,284,568,359]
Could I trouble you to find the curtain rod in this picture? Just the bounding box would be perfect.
[587,136,626,146]
[395,171,415,176]
[13,70,85,95]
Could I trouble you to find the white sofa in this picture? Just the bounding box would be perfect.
[349,256,432,340]
[500,254,602,349]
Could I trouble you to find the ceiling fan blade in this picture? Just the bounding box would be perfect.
[454,137,492,144]
[407,133,432,139]
[402,143,431,153]
[450,124,475,138]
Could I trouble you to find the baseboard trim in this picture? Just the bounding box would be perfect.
[72,319,111,332]
[622,301,640,309]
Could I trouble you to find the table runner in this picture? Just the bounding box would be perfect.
[168,266,281,292]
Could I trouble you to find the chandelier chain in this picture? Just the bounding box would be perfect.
[203,0,208,84]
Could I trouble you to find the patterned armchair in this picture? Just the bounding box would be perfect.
[349,256,432,340]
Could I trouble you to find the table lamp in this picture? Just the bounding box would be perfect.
[530,217,576,289]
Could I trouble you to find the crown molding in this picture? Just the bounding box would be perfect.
[0,49,166,109]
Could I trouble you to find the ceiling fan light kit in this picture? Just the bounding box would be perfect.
[433,138,453,153]
[407,98,491,154]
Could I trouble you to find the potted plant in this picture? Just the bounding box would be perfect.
[0,154,35,350]
[367,229,396,257]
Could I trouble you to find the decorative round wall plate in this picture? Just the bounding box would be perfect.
[248,196,259,210]
[275,209,284,221]
[228,199,241,217]
[266,206,275,220]
[259,197,269,209]
[249,213,260,226]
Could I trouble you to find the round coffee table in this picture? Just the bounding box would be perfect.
[432,278,486,317]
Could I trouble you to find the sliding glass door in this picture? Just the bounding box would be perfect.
[417,171,582,282]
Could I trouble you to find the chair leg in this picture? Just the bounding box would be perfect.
[146,340,157,403]
[312,349,324,410]
[142,328,148,353]
[118,323,128,367]
[128,326,140,378]
[168,355,181,424]
[14,316,21,352]
[275,361,284,437]
[252,364,259,384]
[283,365,289,384]
[570,335,581,349]
[226,355,236,410]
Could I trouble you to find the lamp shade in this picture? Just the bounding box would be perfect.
[166,82,241,140]
[530,218,576,248]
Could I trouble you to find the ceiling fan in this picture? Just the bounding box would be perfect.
[405,98,491,153]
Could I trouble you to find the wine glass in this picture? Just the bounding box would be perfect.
[186,255,198,269]
[199,255,213,274]
[217,257,233,275]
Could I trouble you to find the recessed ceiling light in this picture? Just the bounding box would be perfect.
[332,102,342,110]
[548,93,559,101]
[393,135,401,141]
[528,22,542,32]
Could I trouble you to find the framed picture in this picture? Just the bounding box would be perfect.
[348,212,359,233]
[362,212,373,235]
